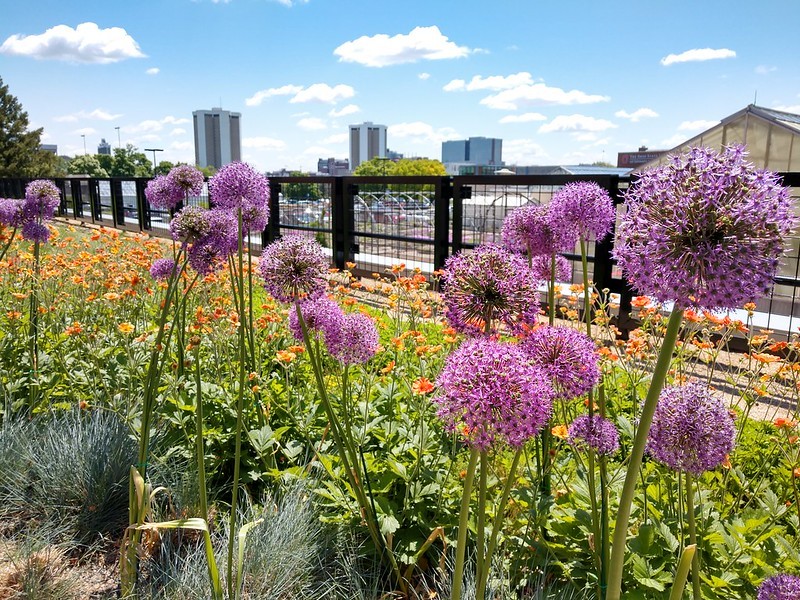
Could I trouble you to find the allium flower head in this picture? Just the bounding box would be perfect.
[170,206,213,243]
[434,337,554,450]
[259,234,329,303]
[146,175,178,210]
[758,574,800,600]
[186,209,238,275]
[441,243,541,336]
[549,181,615,243]
[150,258,176,281]
[646,381,736,475]
[0,198,24,228]
[502,204,573,257]
[328,312,379,365]
[24,180,60,220]
[21,220,50,243]
[167,165,205,198]
[520,326,599,400]
[568,414,620,456]
[288,296,345,343]
[531,254,571,284]
[210,162,270,212]
[614,146,796,310]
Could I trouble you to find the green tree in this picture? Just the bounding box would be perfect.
[96,153,114,174]
[353,157,396,177]
[198,165,216,177]
[111,144,152,177]
[67,154,109,177]
[283,170,322,201]
[0,76,61,177]
[155,160,174,176]
[392,158,447,176]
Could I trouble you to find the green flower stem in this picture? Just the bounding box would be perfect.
[0,226,17,263]
[685,472,701,600]
[477,448,523,600]
[28,237,41,410]
[579,237,592,339]
[475,451,488,589]
[606,307,684,600]
[668,544,697,600]
[587,448,603,595]
[452,447,480,600]
[193,342,209,523]
[600,454,610,599]
[227,207,248,600]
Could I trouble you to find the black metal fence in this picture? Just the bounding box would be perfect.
[3,173,800,341]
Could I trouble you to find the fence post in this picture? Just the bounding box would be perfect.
[434,177,452,271]
[110,179,124,227]
[451,179,468,256]
[331,177,354,270]
[592,176,617,294]
[265,179,281,246]
[135,179,150,231]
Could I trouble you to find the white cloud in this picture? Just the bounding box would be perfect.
[122,115,189,134]
[614,107,658,122]
[661,133,688,147]
[677,119,717,131]
[297,117,327,131]
[73,127,97,136]
[499,112,547,124]
[138,134,160,142]
[329,104,360,117]
[170,141,192,151]
[170,128,186,136]
[444,72,534,93]
[538,114,617,134]
[0,22,145,64]
[146,67,159,75]
[291,83,355,104]
[480,83,609,110]
[303,145,333,155]
[162,116,190,125]
[503,139,549,164]
[54,108,123,122]
[573,132,598,142]
[321,133,348,144]
[242,136,286,149]
[418,72,430,80]
[660,48,736,66]
[775,104,800,114]
[245,84,303,106]
[389,121,459,144]
[333,25,471,67]
[755,65,777,75]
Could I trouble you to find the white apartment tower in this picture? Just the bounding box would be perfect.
[193,108,242,169]
[349,122,387,169]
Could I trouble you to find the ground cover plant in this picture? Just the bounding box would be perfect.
[0,146,799,599]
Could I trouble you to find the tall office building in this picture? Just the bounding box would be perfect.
[442,136,503,174]
[193,108,242,169]
[97,138,112,155]
[349,122,387,169]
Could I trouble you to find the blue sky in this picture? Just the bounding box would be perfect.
[1,0,798,172]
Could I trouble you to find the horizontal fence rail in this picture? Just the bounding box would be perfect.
[2,173,800,343]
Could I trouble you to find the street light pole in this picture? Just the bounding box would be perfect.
[115,126,121,148]
[81,134,86,155]
[144,148,163,176]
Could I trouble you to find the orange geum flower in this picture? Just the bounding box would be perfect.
[380,360,395,374]
[276,350,296,364]
[6,311,21,320]
[774,417,798,429]
[412,377,435,395]
[118,322,135,334]
[551,425,568,440]
[794,467,800,479]
[10,292,26,300]
[65,322,83,336]
[287,345,305,354]
[751,352,780,363]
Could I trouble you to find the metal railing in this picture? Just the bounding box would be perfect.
[2,173,800,342]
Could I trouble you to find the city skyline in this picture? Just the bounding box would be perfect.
[1,0,798,172]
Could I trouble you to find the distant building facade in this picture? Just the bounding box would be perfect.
[317,157,350,176]
[617,146,666,169]
[97,138,112,155]
[442,137,503,175]
[193,108,242,169]
[349,122,387,169]
[39,144,57,154]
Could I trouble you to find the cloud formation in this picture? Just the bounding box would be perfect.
[122,116,189,134]
[329,104,360,117]
[480,83,609,111]
[677,119,717,131]
[538,114,617,134]
[389,121,459,144]
[0,22,145,64]
[614,107,658,122]
[146,67,159,75]
[242,137,286,149]
[54,108,123,122]
[660,48,735,66]
[245,83,353,106]
[499,112,547,124]
[444,72,534,92]
[297,117,327,131]
[334,25,470,67]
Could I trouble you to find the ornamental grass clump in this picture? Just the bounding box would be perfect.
[435,337,554,600]
[606,146,797,600]
[441,243,540,336]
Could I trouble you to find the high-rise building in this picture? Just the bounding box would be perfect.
[97,138,111,155]
[349,122,387,169]
[193,108,242,169]
[442,136,503,174]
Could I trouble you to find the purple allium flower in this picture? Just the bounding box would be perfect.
[568,414,620,456]
[259,234,329,303]
[185,209,238,275]
[646,381,736,476]
[441,244,541,336]
[549,181,615,243]
[502,204,573,257]
[0,198,24,228]
[20,220,50,243]
[757,574,800,600]
[210,162,270,221]
[288,296,345,343]
[531,254,571,284]
[613,146,796,311]
[149,258,176,281]
[145,175,177,210]
[23,180,60,222]
[170,206,214,243]
[328,312,379,365]
[434,337,554,450]
[520,326,599,400]
[167,165,205,198]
